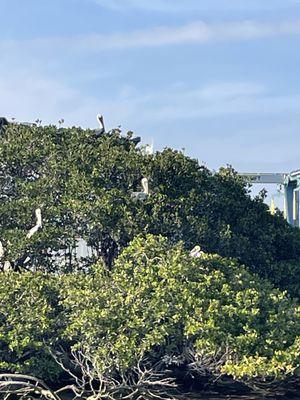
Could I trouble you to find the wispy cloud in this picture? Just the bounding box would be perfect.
[90,19,300,49]
[12,19,300,54]
[2,70,298,130]
[0,68,101,127]
[108,81,300,123]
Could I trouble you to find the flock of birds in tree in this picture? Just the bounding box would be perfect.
[0,115,203,271]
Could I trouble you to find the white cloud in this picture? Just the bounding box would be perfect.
[0,69,102,127]
[110,82,300,123]
[2,69,298,133]
[2,19,300,56]
[31,20,300,52]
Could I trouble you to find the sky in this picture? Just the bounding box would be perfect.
[1,0,300,206]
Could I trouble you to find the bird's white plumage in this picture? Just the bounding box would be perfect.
[27,208,42,239]
[141,177,149,195]
[3,261,12,272]
[131,178,150,201]
[143,141,154,156]
[0,241,4,259]
[189,245,204,258]
[96,114,105,129]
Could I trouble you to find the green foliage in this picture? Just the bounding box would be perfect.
[1,124,300,297]
[0,124,148,271]
[0,272,62,380]
[1,122,300,394]
[0,235,299,389]
[62,235,300,383]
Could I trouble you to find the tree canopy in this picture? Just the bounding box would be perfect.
[0,123,300,296]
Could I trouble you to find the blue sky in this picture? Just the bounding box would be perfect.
[1,0,300,197]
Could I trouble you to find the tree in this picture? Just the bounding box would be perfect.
[1,123,300,297]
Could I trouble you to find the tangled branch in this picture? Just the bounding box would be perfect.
[0,373,62,400]
[51,347,181,400]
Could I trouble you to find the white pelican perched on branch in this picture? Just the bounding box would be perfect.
[189,245,204,258]
[3,261,12,272]
[0,241,4,259]
[142,141,154,156]
[0,241,13,271]
[26,208,42,239]
[131,178,149,201]
[95,114,106,137]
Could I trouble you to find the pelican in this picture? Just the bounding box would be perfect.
[0,241,13,272]
[0,241,4,259]
[190,245,204,258]
[27,208,42,239]
[143,141,154,156]
[3,261,12,272]
[131,178,149,201]
[95,114,105,137]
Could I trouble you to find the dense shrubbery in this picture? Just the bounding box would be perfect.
[1,125,300,296]
[0,235,299,397]
[64,235,300,382]
[0,273,61,380]
[1,124,300,398]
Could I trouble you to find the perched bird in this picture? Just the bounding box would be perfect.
[3,261,12,272]
[27,208,42,239]
[0,241,4,259]
[142,141,154,156]
[95,114,106,137]
[0,240,13,272]
[190,245,204,258]
[131,178,149,201]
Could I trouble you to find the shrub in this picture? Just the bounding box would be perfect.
[0,272,62,380]
[62,235,300,389]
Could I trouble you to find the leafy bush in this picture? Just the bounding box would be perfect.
[0,235,299,395]
[0,272,62,380]
[61,235,300,387]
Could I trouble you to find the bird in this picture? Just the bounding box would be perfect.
[142,141,154,156]
[0,241,14,272]
[0,241,4,259]
[95,114,106,137]
[3,261,12,272]
[189,245,204,258]
[131,178,149,201]
[27,208,42,239]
